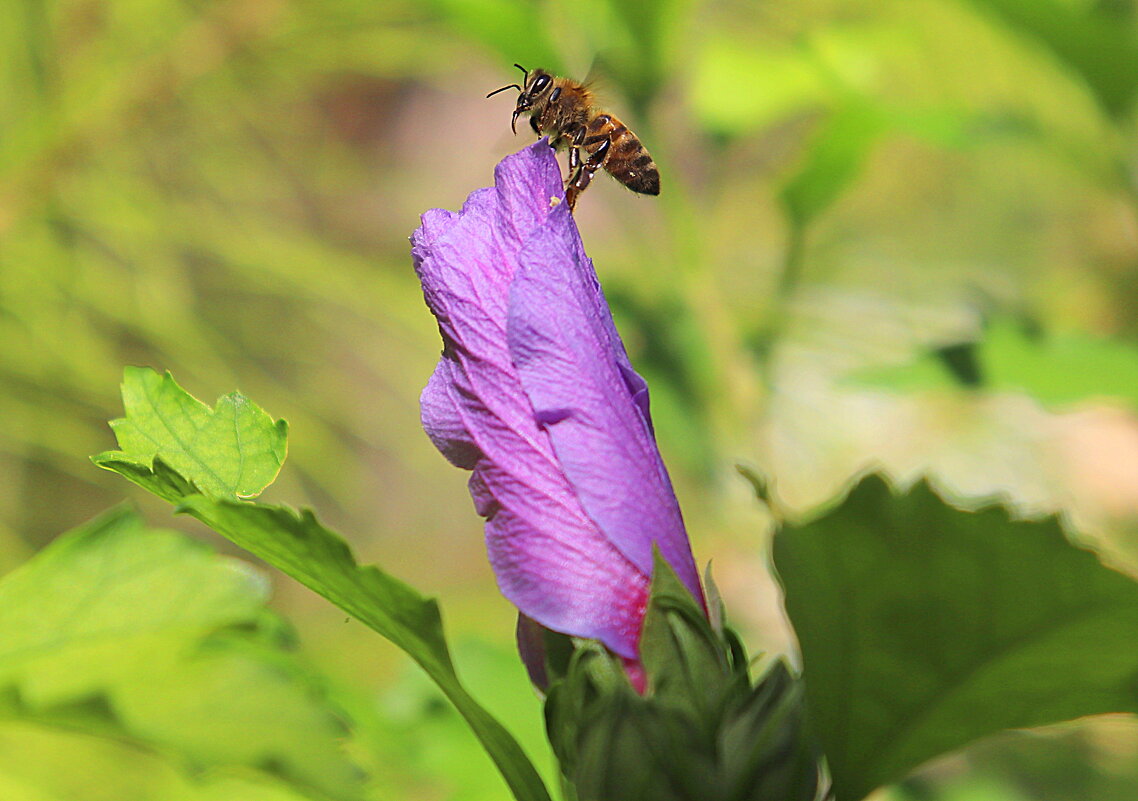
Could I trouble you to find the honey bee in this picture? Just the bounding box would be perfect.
[487,64,660,211]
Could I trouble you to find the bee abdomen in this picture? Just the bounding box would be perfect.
[602,124,659,196]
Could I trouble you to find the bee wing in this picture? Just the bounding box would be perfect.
[580,60,615,105]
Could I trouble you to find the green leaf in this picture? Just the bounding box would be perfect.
[99,366,287,500]
[773,475,1138,801]
[957,0,1138,119]
[94,370,551,801]
[0,505,364,800]
[853,320,1138,411]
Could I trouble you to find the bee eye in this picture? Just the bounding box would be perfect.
[531,74,552,94]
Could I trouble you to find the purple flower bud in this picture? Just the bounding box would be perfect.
[411,141,703,672]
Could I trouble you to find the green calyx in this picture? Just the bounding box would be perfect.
[545,551,825,801]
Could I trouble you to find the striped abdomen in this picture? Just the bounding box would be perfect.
[585,113,660,196]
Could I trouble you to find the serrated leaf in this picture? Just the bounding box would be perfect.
[99,367,287,500]
[93,369,551,801]
[0,505,363,800]
[773,475,1138,801]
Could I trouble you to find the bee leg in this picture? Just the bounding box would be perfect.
[562,125,590,210]
[565,123,587,169]
[564,138,610,212]
[565,175,583,210]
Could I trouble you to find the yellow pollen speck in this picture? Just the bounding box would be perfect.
[550,196,562,208]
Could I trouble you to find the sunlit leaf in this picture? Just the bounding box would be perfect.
[100,367,287,500]
[0,505,363,800]
[774,475,1138,800]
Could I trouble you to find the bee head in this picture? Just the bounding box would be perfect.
[487,65,554,134]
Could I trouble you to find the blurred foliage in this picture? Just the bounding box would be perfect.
[2,0,1138,797]
[0,505,363,800]
[854,317,1138,410]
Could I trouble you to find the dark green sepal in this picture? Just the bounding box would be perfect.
[543,644,628,785]
[717,660,824,801]
[546,643,703,801]
[640,549,737,731]
[545,553,824,801]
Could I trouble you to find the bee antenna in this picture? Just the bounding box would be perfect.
[513,63,528,81]
[486,83,522,98]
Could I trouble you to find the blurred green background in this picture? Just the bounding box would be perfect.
[3,0,1138,798]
